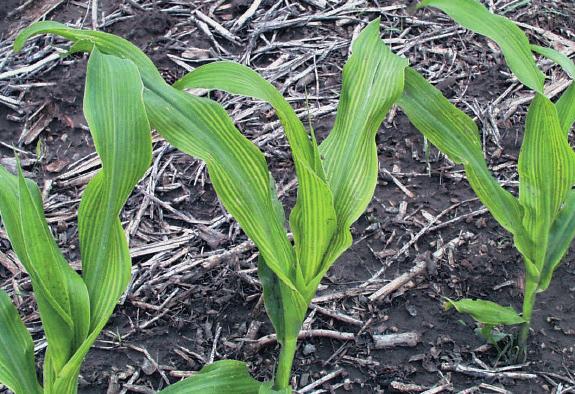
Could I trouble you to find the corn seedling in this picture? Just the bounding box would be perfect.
[0,48,153,393]
[398,0,575,360]
[13,19,407,392]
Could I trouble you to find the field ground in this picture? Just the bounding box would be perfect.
[0,0,574,393]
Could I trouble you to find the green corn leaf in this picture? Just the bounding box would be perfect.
[313,19,408,293]
[159,360,261,394]
[531,45,575,79]
[444,298,526,326]
[15,21,163,86]
[79,48,152,332]
[556,82,575,135]
[172,19,408,333]
[0,289,42,394]
[143,83,297,290]
[529,45,575,134]
[173,59,336,290]
[22,25,298,291]
[418,0,545,93]
[0,165,91,389]
[397,68,532,258]
[258,257,307,346]
[5,40,152,391]
[15,17,299,332]
[48,48,152,393]
[517,94,575,272]
[541,190,575,291]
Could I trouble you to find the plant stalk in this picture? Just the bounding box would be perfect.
[273,336,298,391]
[518,276,538,361]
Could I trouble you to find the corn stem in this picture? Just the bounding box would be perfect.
[273,336,297,391]
[518,277,538,361]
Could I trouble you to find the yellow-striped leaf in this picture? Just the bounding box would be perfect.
[517,94,575,276]
[418,0,545,93]
[397,68,532,259]
[313,20,408,294]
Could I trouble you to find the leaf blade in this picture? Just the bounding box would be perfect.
[517,94,575,271]
[314,20,408,292]
[397,68,531,257]
[531,45,575,79]
[444,298,526,326]
[556,82,575,135]
[79,48,152,332]
[159,360,262,394]
[0,290,42,394]
[174,60,336,286]
[418,0,545,93]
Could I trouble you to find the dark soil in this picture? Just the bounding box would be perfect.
[0,1,573,393]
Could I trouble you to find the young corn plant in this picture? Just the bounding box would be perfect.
[0,48,153,393]
[14,19,408,392]
[399,0,575,360]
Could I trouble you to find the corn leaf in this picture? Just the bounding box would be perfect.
[313,20,408,293]
[0,289,42,394]
[50,48,152,393]
[5,39,151,391]
[174,60,335,289]
[418,0,545,93]
[556,83,575,135]
[396,68,532,258]
[159,360,261,394]
[517,94,575,276]
[14,21,162,86]
[531,45,575,79]
[0,165,91,390]
[15,19,299,350]
[444,298,526,326]
[541,190,575,290]
[79,48,152,331]
[531,46,575,134]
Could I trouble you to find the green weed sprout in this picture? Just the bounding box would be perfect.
[9,18,408,392]
[401,0,575,360]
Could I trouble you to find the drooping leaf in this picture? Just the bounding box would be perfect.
[444,298,526,326]
[0,289,42,394]
[396,68,532,258]
[15,21,162,86]
[15,17,299,329]
[174,59,336,289]
[531,45,575,79]
[517,94,575,272]
[418,0,545,93]
[143,83,297,289]
[159,360,261,394]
